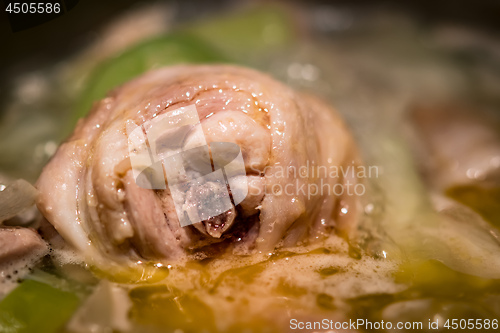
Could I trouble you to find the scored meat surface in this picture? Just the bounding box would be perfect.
[36,65,359,271]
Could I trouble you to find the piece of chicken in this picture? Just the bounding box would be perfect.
[0,227,49,295]
[36,65,359,272]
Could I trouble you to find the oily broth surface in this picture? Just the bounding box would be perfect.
[126,236,403,332]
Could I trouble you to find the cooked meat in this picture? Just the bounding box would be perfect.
[36,65,359,271]
[410,103,500,188]
[0,227,48,266]
[0,227,48,295]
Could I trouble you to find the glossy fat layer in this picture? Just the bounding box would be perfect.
[36,65,358,270]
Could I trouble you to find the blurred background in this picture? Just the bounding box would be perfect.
[2,0,500,85]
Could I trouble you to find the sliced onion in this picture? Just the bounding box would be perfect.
[420,195,500,279]
[0,179,39,223]
[367,134,500,279]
